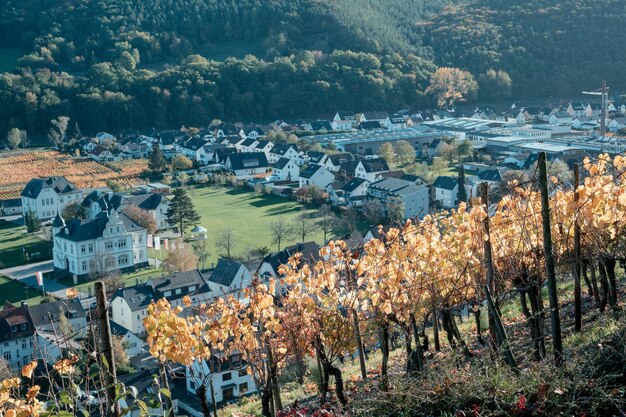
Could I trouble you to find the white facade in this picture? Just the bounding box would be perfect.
[187,358,256,405]
[299,165,335,189]
[272,159,300,181]
[21,180,82,220]
[0,336,34,369]
[52,211,148,278]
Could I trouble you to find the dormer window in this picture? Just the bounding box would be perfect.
[11,326,17,333]
[21,324,26,330]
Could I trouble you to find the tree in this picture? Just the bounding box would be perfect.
[457,140,473,161]
[166,187,200,236]
[215,229,237,259]
[293,213,317,242]
[478,69,512,101]
[426,68,478,109]
[457,165,467,204]
[437,142,457,162]
[148,146,167,173]
[163,240,198,273]
[117,51,136,71]
[270,219,292,251]
[7,128,21,149]
[47,116,70,148]
[394,140,415,166]
[379,142,395,165]
[387,196,405,224]
[111,335,130,369]
[61,202,87,220]
[124,205,157,234]
[172,154,193,171]
[192,239,210,270]
[25,209,42,233]
[363,199,384,225]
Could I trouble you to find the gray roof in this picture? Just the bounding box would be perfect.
[369,177,423,197]
[342,177,369,193]
[151,270,208,299]
[126,193,167,211]
[0,304,35,343]
[21,176,78,198]
[56,211,144,242]
[271,144,298,156]
[110,321,135,337]
[433,176,458,191]
[359,158,390,173]
[227,152,269,170]
[476,168,504,182]
[362,111,389,120]
[112,285,157,312]
[328,153,353,166]
[260,242,320,276]
[28,299,85,328]
[299,164,327,179]
[273,157,293,170]
[209,259,243,287]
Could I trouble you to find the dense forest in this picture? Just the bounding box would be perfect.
[0,0,624,137]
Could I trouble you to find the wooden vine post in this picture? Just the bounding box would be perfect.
[95,281,121,417]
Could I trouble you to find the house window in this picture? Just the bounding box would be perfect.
[88,243,94,253]
[222,372,232,381]
[188,286,196,292]
[239,369,247,377]
[81,245,86,254]
[3,352,10,361]
[105,258,115,268]
[239,383,248,394]
[105,241,113,250]
[82,261,88,272]
[118,239,127,248]
[118,254,129,266]
[22,340,27,349]
[20,324,26,330]
[137,314,140,321]
[175,289,181,295]
[11,326,16,333]
[164,291,171,297]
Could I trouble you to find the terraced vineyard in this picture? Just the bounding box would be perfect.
[0,150,148,199]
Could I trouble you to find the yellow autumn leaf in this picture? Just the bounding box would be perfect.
[21,361,37,379]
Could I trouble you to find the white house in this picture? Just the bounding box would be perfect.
[341,177,370,206]
[432,176,463,209]
[0,303,35,370]
[333,111,356,129]
[549,113,573,126]
[126,193,170,231]
[299,164,335,189]
[272,158,300,181]
[91,145,117,162]
[225,152,270,180]
[21,176,82,221]
[258,242,320,281]
[111,270,212,334]
[96,132,116,144]
[567,102,587,118]
[52,210,148,281]
[354,158,390,183]
[187,354,256,405]
[28,299,87,339]
[110,322,144,358]
[358,112,392,129]
[268,144,301,165]
[179,136,209,162]
[367,177,430,219]
[323,153,354,173]
[205,259,253,298]
[608,117,626,132]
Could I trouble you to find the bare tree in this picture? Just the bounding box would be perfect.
[215,229,237,259]
[193,239,210,270]
[363,199,384,225]
[293,213,317,243]
[48,116,70,148]
[270,219,292,251]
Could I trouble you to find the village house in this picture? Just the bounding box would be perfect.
[358,112,392,129]
[432,176,463,209]
[268,144,301,165]
[0,302,35,369]
[179,136,209,162]
[367,177,430,219]
[187,354,257,406]
[110,270,212,334]
[110,322,144,358]
[225,152,270,180]
[51,209,148,281]
[323,153,354,173]
[28,299,87,339]
[354,158,390,182]
[21,176,82,221]
[567,102,587,118]
[333,111,356,130]
[340,177,370,206]
[306,151,329,166]
[549,113,573,126]
[299,164,335,189]
[272,157,300,181]
[608,117,626,132]
[258,242,321,281]
[90,145,117,162]
[205,258,253,298]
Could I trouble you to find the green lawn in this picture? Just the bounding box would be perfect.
[0,222,52,268]
[188,186,325,264]
[0,275,44,306]
[0,48,24,72]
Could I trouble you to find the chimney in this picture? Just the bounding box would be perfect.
[21,301,28,308]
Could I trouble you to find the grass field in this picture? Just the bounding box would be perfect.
[0,276,44,306]
[0,48,23,72]
[189,186,325,264]
[0,222,52,268]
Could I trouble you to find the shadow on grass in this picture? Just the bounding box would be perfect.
[0,279,43,305]
[265,206,302,216]
[250,197,292,208]
[225,188,249,196]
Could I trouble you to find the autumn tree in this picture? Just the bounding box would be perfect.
[379,142,395,165]
[125,204,157,234]
[478,69,513,101]
[172,154,193,171]
[426,67,478,109]
[48,116,70,148]
[387,197,406,223]
[6,128,21,149]
[166,187,200,236]
[163,240,198,273]
[394,140,415,166]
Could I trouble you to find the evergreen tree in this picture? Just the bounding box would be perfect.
[148,145,167,173]
[25,209,42,233]
[166,188,200,236]
[457,165,468,204]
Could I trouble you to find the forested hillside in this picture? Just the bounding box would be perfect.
[424,0,626,97]
[0,0,624,138]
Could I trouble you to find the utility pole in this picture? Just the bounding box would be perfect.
[582,80,609,138]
